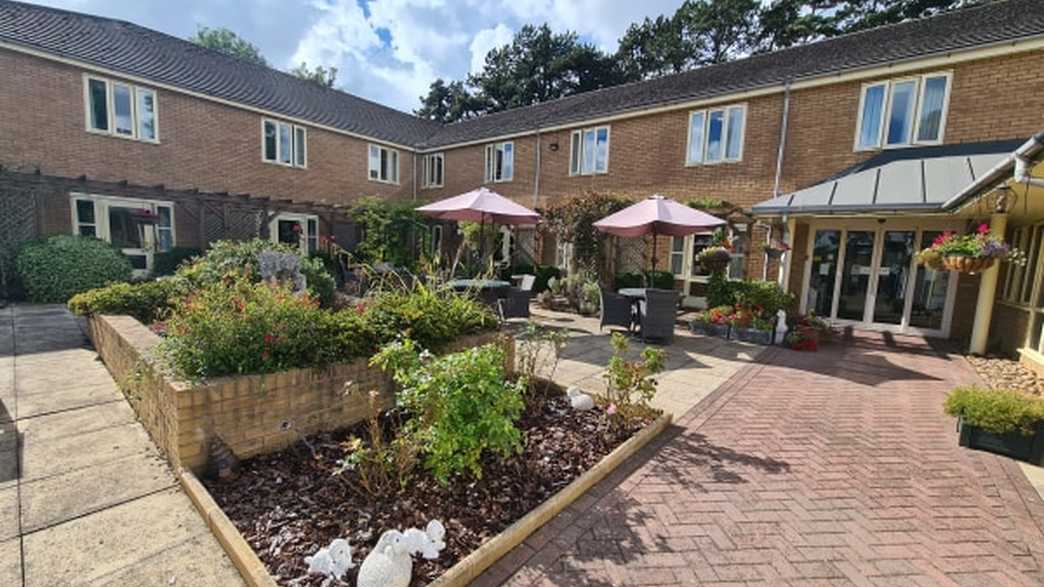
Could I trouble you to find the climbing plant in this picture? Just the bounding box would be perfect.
[352,197,427,268]
[543,191,627,274]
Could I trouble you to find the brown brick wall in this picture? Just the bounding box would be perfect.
[989,303,1031,356]
[0,49,415,206]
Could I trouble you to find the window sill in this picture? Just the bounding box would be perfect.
[368,178,400,185]
[263,160,307,170]
[86,129,161,145]
[685,159,742,167]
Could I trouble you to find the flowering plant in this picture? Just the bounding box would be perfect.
[928,225,1019,260]
[695,305,733,325]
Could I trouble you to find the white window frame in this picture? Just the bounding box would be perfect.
[670,236,687,278]
[555,239,573,272]
[368,144,400,184]
[854,71,952,151]
[685,103,746,165]
[83,74,160,143]
[69,193,175,275]
[422,153,445,189]
[262,119,308,168]
[484,141,514,183]
[569,126,611,176]
[269,212,320,255]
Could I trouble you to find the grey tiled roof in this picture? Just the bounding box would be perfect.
[2,0,1044,150]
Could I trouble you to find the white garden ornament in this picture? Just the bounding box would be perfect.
[356,520,447,587]
[304,538,354,582]
[774,310,788,345]
[566,386,594,411]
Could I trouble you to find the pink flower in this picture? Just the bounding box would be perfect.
[606,403,618,416]
[978,223,990,235]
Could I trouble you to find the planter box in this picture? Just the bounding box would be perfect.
[730,326,774,345]
[86,314,512,475]
[691,321,730,338]
[957,417,1044,466]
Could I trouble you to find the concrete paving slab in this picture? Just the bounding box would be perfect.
[0,486,17,542]
[0,449,18,490]
[89,532,244,587]
[15,382,123,420]
[0,538,20,586]
[20,422,155,482]
[20,452,174,533]
[17,401,136,443]
[22,488,220,585]
[15,368,119,393]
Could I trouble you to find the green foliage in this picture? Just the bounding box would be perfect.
[372,339,524,484]
[614,271,674,290]
[707,272,733,308]
[732,280,795,317]
[503,264,562,293]
[944,387,1044,435]
[289,62,338,88]
[603,333,665,431]
[159,277,348,380]
[153,247,201,276]
[335,389,419,497]
[516,321,569,409]
[68,278,188,323]
[544,192,628,273]
[414,78,485,123]
[188,26,267,66]
[176,239,334,307]
[16,235,133,303]
[363,284,498,351]
[352,198,426,268]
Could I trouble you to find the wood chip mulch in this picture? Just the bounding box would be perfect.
[204,393,648,586]
[967,354,1044,396]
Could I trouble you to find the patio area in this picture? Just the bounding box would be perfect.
[478,331,1044,586]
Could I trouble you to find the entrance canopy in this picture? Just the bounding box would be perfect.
[753,140,1023,216]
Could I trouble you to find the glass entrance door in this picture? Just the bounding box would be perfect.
[837,230,875,321]
[872,231,915,325]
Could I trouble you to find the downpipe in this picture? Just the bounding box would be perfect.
[1015,156,1044,188]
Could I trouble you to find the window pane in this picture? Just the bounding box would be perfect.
[917,76,948,142]
[838,230,876,321]
[157,206,172,229]
[582,130,596,174]
[688,112,705,163]
[264,121,277,161]
[1022,226,1043,304]
[75,199,95,224]
[910,230,949,329]
[136,89,156,140]
[437,155,444,185]
[278,123,292,164]
[808,230,840,317]
[369,145,380,179]
[502,143,513,180]
[725,107,744,160]
[886,80,917,146]
[307,219,318,255]
[108,207,143,248]
[294,127,306,166]
[595,127,609,172]
[113,84,134,136]
[858,84,886,148]
[485,146,493,181]
[706,110,725,162]
[570,132,581,174]
[390,150,398,183]
[79,225,97,237]
[690,234,713,276]
[670,236,685,275]
[88,79,109,131]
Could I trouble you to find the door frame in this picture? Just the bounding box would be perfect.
[269,212,319,255]
[799,217,961,338]
[69,193,175,277]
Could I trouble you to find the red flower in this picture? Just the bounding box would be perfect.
[264,333,277,345]
[977,223,990,235]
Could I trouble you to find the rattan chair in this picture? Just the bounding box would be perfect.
[639,288,678,343]
[600,289,634,333]
[498,287,531,321]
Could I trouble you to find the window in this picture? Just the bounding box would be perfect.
[74,199,97,237]
[368,144,399,184]
[422,153,445,188]
[431,225,444,256]
[856,72,951,150]
[670,236,686,276]
[263,119,307,168]
[485,141,514,182]
[555,238,573,271]
[71,194,174,274]
[686,104,746,165]
[269,213,319,255]
[84,75,159,142]
[569,126,610,175]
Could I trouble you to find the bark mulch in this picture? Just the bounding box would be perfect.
[204,393,649,586]
[967,354,1044,396]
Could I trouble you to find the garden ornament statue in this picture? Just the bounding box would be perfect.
[305,538,354,582]
[566,386,594,411]
[774,310,788,345]
[257,250,307,292]
[357,520,446,587]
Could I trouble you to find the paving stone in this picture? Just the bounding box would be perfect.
[19,421,156,481]
[17,400,136,443]
[88,532,244,586]
[15,381,122,419]
[0,486,18,542]
[0,537,20,586]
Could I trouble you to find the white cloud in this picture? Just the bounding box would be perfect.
[468,24,513,75]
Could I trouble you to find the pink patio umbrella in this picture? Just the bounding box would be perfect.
[416,187,540,259]
[594,194,726,277]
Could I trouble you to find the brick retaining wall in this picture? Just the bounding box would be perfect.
[87,314,512,474]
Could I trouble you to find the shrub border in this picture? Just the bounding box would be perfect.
[182,412,671,586]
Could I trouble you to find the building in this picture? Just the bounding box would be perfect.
[2,0,1044,356]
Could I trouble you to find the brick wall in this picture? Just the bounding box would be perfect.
[0,49,415,207]
[989,303,1031,356]
[88,313,514,474]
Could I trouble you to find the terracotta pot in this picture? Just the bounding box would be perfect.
[942,255,996,273]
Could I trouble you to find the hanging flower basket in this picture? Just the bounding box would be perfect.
[697,246,732,274]
[914,248,946,271]
[942,255,996,273]
[129,208,161,225]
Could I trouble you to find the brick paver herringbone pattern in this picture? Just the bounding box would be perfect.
[475,337,1044,586]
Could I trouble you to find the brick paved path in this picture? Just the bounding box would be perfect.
[476,338,1044,586]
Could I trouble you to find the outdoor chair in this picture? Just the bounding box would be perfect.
[498,287,532,321]
[518,274,536,294]
[600,289,634,333]
[639,288,678,343]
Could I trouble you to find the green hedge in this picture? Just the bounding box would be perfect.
[944,387,1044,435]
[614,271,675,290]
[16,235,132,303]
[68,278,188,323]
[153,247,202,276]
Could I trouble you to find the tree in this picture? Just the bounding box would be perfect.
[617,16,690,80]
[675,0,763,65]
[188,26,267,66]
[831,0,980,33]
[415,79,485,123]
[289,63,338,88]
[755,0,838,53]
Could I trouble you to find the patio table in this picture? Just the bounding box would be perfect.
[447,279,512,290]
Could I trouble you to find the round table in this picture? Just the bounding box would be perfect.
[617,288,647,299]
[447,279,512,290]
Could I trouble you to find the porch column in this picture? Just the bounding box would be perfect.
[969,213,1008,354]
[779,216,797,289]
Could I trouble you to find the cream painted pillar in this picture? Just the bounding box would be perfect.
[969,213,1009,354]
[779,216,797,289]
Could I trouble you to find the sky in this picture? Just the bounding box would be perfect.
[34,0,685,113]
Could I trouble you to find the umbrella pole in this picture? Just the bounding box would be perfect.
[649,228,658,288]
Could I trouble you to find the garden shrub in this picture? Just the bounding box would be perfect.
[603,332,665,432]
[16,235,133,303]
[363,284,497,350]
[68,278,188,323]
[944,387,1044,435]
[732,280,795,317]
[160,277,343,380]
[153,247,202,276]
[372,339,524,484]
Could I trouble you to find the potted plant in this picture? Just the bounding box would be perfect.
[697,246,732,274]
[690,305,732,338]
[730,312,774,345]
[917,224,1025,274]
[944,387,1044,465]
